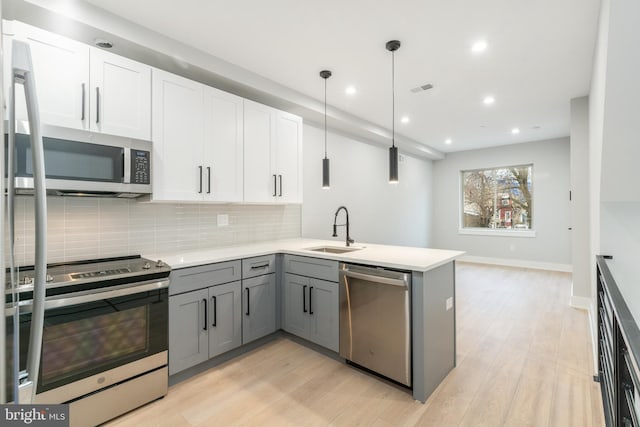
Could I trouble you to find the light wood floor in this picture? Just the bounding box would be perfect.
[107,262,605,426]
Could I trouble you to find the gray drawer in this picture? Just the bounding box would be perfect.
[283,254,338,282]
[242,255,276,279]
[169,260,241,296]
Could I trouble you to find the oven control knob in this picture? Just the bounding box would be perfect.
[143,262,151,270]
[46,274,54,282]
[156,260,165,268]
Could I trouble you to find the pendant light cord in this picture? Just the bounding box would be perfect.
[392,50,395,148]
[324,78,328,158]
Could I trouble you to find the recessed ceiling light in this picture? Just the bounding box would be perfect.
[445,138,452,145]
[512,128,520,134]
[345,85,357,95]
[401,116,410,124]
[471,40,487,54]
[483,96,495,105]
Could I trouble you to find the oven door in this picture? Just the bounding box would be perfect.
[9,279,168,403]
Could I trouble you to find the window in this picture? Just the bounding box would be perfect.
[461,164,533,232]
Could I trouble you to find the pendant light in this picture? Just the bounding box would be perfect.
[386,40,401,184]
[320,70,332,189]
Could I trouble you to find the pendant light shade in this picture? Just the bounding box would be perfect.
[386,40,401,184]
[320,70,332,189]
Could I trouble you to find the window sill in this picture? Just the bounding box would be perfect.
[458,228,536,238]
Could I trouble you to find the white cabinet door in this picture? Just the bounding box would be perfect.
[151,69,204,201]
[8,22,89,129]
[274,111,303,203]
[243,100,276,203]
[203,87,244,202]
[90,48,151,140]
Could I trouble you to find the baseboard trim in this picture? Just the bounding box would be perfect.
[459,255,572,272]
[570,295,592,310]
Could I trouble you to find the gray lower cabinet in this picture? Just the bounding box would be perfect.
[169,281,242,374]
[169,260,243,375]
[169,288,209,374]
[242,273,276,344]
[283,273,339,352]
[209,281,242,357]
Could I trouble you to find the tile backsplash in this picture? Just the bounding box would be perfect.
[7,196,301,266]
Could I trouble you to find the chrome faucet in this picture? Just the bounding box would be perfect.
[332,206,355,246]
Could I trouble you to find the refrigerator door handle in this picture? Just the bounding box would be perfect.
[11,40,48,404]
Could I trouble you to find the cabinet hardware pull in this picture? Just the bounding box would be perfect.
[202,298,207,331]
[303,285,307,313]
[198,166,203,193]
[278,174,283,197]
[309,286,314,315]
[250,264,270,270]
[245,288,250,316]
[273,174,277,197]
[96,87,100,124]
[212,296,217,327]
[81,83,86,121]
[207,166,211,194]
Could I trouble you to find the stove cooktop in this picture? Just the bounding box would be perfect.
[5,255,171,299]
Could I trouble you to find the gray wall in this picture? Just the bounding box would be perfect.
[301,124,432,247]
[570,97,591,300]
[432,138,571,268]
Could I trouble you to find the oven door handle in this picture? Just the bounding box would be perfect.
[16,280,170,312]
[45,280,170,310]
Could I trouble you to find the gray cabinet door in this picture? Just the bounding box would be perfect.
[242,273,276,344]
[209,281,242,358]
[169,288,209,375]
[308,278,339,352]
[283,273,309,339]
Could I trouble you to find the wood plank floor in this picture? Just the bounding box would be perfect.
[107,262,605,426]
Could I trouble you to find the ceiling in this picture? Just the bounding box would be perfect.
[76,0,600,153]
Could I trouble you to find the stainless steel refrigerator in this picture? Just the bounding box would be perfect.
[1,36,48,405]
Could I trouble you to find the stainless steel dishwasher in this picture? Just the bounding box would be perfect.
[339,263,411,386]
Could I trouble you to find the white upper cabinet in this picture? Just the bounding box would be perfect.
[152,71,244,203]
[243,100,277,203]
[90,48,151,140]
[6,21,151,140]
[151,69,205,202]
[243,100,302,203]
[203,87,244,202]
[275,110,303,203]
[5,22,89,129]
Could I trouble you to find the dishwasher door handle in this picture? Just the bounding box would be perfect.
[342,270,408,288]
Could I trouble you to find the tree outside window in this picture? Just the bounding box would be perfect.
[461,164,533,230]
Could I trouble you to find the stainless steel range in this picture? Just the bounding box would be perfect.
[5,255,171,427]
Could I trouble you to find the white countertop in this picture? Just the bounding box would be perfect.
[144,238,464,272]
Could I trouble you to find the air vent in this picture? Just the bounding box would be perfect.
[410,83,433,93]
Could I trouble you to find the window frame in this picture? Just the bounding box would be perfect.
[458,163,536,238]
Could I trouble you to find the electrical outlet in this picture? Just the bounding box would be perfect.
[217,214,229,227]
[446,297,453,311]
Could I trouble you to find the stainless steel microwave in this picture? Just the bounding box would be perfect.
[6,122,152,198]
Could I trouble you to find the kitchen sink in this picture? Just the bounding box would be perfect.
[305,246,363,254]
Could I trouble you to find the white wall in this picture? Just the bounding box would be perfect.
[301,124,432,247]
[570,97,591,300]
[432,138,571,269]
[589,0,640,325]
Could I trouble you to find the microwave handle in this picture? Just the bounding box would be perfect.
[123,148,131,184]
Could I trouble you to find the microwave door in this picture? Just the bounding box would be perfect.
[6,40,48,405]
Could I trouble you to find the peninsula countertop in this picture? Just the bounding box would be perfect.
[144,238,464,272]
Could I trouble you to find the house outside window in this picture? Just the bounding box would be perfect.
[461,164,533,233]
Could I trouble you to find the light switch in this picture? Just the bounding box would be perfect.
[217,214,229,227]
[446,297,453,311]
